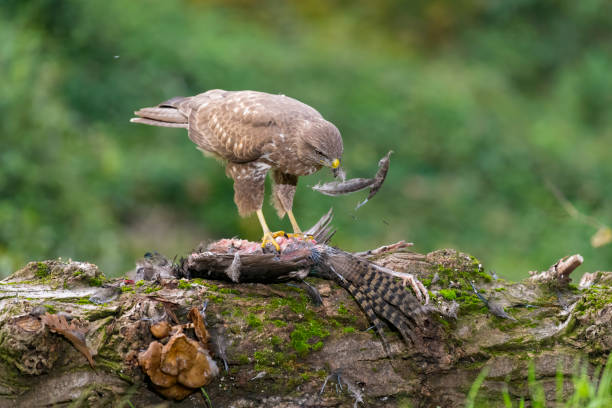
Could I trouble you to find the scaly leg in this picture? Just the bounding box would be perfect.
[286,211,314,240]
[270,170,313,240]
[286,210,302,235]
[256,209,281,251]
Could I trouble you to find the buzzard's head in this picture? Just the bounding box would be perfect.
[298,119,344,177]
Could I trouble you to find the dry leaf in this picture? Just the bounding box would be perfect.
[591,226,612,248]
[41,313,95,368]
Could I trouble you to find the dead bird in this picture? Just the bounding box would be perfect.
[312,177,374,197]
[356,150,392,209]
[312,151,392,209]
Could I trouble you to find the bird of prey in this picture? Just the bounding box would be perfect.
[131,89,343,250]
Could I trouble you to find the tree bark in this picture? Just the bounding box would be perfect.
[0,244,610,407]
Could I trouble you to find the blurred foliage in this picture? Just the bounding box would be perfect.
[1,0,611,279]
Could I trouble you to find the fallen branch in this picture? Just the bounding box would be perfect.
[528,254,584,286]
[1,218,611,407]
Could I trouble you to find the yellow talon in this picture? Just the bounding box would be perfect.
[287,232,314,240]
[256,209,281,251]
[271,231,287,238]
[261,231,281,251]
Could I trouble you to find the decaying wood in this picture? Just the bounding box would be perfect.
[173,212,435,357]
[528,254,584,286]
[1,218,611,407]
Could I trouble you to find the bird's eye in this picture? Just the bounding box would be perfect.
[314,149,324,157]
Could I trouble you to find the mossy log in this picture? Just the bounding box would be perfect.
[0,246,611,407]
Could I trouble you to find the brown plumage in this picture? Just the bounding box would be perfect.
[131,89,344,249]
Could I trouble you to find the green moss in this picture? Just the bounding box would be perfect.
[270,335,282,347]
[328,318,342,328]
[85,308,117,320]
[43,304,57,314]
[267,294,309,316]
[35,262,49,278]
[437,316,451,328]
[439,289,457,300]
[435,266,455,287]
[574,286,612,316]
[435,256,491,288]
[457,293,488,314]
[490,315,522,331]
[337,303,349,315]
[253,349,290,372]
[236,354,249,364]
[271,319,287,328]
[77,297,93,305]
[88,276,104,287]
[230,307,244,318]
[342,327,356,334]
[203,282,219,291]
[219,288,240,295]
[290,320,329,356]
[95,357,134,383]
[178,280,192,290]
[246,313,263,329]
[0,280,36,285]
[121,286,134,293]
[72,270,83,277]
[209,294,223,303]
[143,286,161,293]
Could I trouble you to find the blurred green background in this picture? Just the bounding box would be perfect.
[1,0,611,280]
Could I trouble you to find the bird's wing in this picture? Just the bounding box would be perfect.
[187,91,322,162]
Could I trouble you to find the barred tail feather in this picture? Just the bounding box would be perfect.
[346,284,391,355]
[134,106,187,122]
[131,106,188,128]
[130,117,188,128]
[369,294,419,345]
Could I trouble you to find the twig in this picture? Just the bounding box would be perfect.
[529,254,584,286]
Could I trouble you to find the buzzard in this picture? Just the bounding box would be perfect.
[131,89,343,250]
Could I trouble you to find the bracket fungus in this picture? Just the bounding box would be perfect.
[138,308,218,400]
[150,320,171,339]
